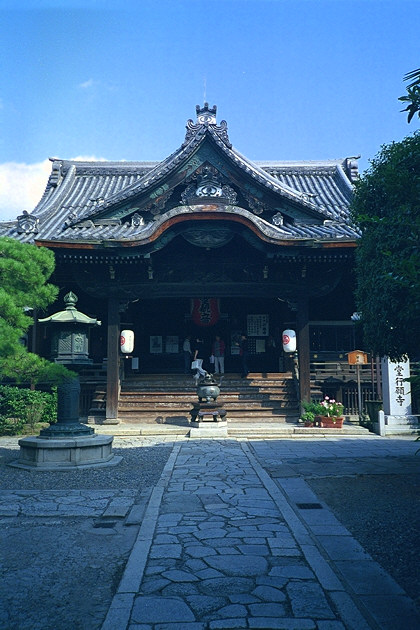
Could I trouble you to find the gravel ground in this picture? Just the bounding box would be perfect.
[1,435,419,628]
[307,472,420,606]
[0,436,173,491]
[0,436,174,630]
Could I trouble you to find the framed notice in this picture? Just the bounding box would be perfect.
[150,336,163,354]
[255,339,266,354]
[165,336,179,353]
[247,314,269,337]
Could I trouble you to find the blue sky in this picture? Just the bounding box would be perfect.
[0,0,419,220]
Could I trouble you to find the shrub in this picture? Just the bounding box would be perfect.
[0,385,57,435]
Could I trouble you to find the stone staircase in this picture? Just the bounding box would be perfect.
[116,373,299,425]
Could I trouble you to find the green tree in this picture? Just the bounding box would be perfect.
[0,347,73,388]
[0,237,73,384]
[351,132,420,360]
[399,68,420,123]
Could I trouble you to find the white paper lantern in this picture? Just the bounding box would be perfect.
[120,330,134,354]
[282,329,296,353]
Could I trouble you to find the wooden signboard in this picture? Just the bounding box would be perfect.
[347,350,368,365]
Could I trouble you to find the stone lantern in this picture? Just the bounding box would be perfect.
[39,291,100,364]
[10,292,121,470]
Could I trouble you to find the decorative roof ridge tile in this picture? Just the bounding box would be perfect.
[257,158,359,187]
[33,165,77,220]
[57,158,159,169]
[78,130,208,216]
[255,159,347,168]
[334,162,358,190]
[40,204,358,247]
[210,135,324,213]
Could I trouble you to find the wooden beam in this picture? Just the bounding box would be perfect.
[297,295,311,404]
[105,296,120,423]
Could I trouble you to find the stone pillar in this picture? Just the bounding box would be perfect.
[296,295,311,404]
[40,376,94,437]
[378,357,418,434]
[106,296,120,424]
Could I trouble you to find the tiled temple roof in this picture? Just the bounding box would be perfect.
[0,105,360,246]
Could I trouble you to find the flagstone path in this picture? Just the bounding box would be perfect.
[103,439,419,630]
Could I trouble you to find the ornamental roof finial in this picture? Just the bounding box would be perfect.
[196,103,217,125]
[184,103,231,147]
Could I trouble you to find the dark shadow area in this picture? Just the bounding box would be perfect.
[308,473,420,605]
[250,438,420,607]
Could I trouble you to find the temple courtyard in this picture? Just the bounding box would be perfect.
[0,434,419,630]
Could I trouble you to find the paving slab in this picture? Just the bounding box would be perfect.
[104,438,420,629]
[1,434,419,629]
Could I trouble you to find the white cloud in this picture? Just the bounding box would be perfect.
[0,160,51,222]
[0,156,108,222]
[78,78,95,89]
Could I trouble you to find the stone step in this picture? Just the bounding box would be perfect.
[95,422,372,437]
[117,411,298,424]
[227,423,372,437]
[122,374,294,388]
[120,387,296,396]
[88,372,300,426]
[119,397,294,408]
[124,372,293,380]
[121,387,295,395]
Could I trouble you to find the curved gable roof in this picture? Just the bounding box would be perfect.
[0,104,360,246]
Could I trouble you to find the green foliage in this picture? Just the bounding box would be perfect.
[301,410,315,424]
[301,399,325,418]
[351,132,420,360]
[0,385,57,435]
[0,347,75,387]
[399,68,420,123]
[0,238,58,351]
[0,237,74,385]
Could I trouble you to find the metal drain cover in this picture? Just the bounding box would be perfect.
[296,503,323,510]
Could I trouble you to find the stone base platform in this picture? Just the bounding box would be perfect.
[93,421,372,438]
[189,420,228,438]
[9,434,122,471]
[375,411,420,436]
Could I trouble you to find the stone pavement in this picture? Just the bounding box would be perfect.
[1,435,418,629]
[102,437,420,630]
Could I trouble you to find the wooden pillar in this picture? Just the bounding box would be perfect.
[297,295,311,404]
[106,295,120,423]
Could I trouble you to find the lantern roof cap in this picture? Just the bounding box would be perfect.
[38,291,101,326]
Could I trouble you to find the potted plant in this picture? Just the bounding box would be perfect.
[319,396,345,428]
[301,400,324,427]
[301,410,315,427]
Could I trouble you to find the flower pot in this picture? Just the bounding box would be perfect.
[320,416,344,428]
[304,421,314,427]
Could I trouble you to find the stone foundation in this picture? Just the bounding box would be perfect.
[9,434,122,471]
[375,411,420,436]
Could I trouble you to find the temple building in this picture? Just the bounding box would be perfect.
[0,104,365,426]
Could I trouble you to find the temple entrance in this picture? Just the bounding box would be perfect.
[121,296,293,375]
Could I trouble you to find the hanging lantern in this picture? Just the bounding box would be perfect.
[282,329,296,353]
[121,330,134,354]
[191,298,220,327]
